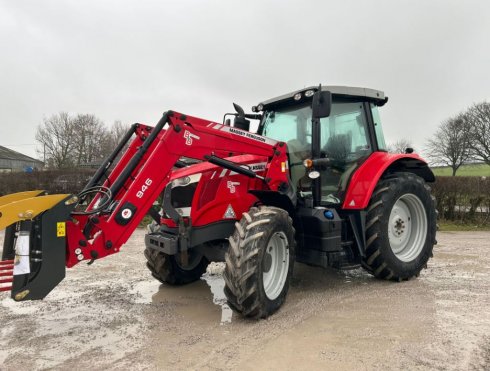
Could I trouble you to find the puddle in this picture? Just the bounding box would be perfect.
[201,272,233,324]
[147,262,233,325]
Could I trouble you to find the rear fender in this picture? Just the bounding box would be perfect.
[342,152,435,210]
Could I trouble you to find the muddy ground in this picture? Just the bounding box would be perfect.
[0,229,489,370]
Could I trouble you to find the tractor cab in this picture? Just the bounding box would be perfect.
[256,86,388,205]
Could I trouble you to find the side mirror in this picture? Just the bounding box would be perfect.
[312,90,332,119]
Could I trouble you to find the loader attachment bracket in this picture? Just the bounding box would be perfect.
[11,196,75,301]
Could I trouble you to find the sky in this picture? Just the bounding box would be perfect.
[1,0,489,159]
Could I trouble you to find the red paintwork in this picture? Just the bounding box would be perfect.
[66,112,289,268]
[167,154,267,227]
[0,260,14,291]
[342,152,428,210]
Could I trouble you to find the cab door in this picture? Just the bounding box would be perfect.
[319,100,373,203]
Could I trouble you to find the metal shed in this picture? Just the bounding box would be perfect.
[0,146,44,172]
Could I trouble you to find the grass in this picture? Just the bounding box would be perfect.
[438,220,490,231]
[431,163,490,177]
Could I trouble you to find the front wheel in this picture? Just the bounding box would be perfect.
[362,172,437,281]
[224,206,295,319]
[144,247,208,285]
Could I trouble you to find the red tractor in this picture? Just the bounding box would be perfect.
[0,85,436,318]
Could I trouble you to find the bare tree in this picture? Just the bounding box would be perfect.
[36,112,110,169]
[72,114,110,167]
[387,139,414,154]
[36,112,76,168]
[110,120,131,145]
[98,120,132,159]
[464,102,490,165]
[425,114,471,176]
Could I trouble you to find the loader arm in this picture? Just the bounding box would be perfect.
[2,110,290,300]
[66,111,289,267]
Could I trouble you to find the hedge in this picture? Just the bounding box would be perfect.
[431,176,490,225]
[1,171,489,225]
[0,169,95,196]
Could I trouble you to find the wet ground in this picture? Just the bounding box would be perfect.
[0,229,489,370]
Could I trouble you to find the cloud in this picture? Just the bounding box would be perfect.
[1,0,489,159]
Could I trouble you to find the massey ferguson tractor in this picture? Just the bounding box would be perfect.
[0,85,436,318]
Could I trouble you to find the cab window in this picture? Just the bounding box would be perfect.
[319,101,371,202]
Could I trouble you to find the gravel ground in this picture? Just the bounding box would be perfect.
[1,229,489,370]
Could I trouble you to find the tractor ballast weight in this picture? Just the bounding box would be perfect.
[0,85,436,319]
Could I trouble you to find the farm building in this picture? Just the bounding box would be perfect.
[0,145,43,172]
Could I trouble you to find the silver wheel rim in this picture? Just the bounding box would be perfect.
[262,231,289,300]
[388,193,428,262]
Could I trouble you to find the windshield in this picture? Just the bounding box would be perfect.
[260,103,312,146]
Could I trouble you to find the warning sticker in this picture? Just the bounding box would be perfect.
[13,234,30,275]
[57,222,66,237]
[223,204,236,219]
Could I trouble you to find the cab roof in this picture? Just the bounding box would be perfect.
[256,85,388,111]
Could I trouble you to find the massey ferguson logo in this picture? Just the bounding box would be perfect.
[227,181,240,193]
[184,130,200,145]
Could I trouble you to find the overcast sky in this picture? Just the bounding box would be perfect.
[1,0,489,159]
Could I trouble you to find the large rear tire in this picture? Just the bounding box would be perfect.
[362,172,436,281]
[224,206,295,319]
[144,247,208,285]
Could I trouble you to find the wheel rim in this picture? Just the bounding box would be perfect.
[388,193,428,262]
[262,231,289,300]
[174,250,203,271]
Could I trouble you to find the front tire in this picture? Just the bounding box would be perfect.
[362,172,436,281]
[224,206,295,319]
[144,247,208,285]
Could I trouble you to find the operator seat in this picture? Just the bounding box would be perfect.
[324,133,352,162]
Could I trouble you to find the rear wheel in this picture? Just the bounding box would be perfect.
[224,206,295,319]
[144,247,208,285]
[362,172,436,281]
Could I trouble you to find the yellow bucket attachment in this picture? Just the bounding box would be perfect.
[0,190,46,207]
[0,193,70,230]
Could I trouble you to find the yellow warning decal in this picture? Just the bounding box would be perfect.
[281,162,286,172]
[57,222,66,237]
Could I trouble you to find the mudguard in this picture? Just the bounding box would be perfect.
[342,152,435,210]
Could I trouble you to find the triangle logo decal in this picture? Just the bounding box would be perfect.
[223,204,236,219]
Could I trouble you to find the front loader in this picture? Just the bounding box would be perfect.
[0,85,437,318]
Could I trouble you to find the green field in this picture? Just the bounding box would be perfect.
[431,163,490,177]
